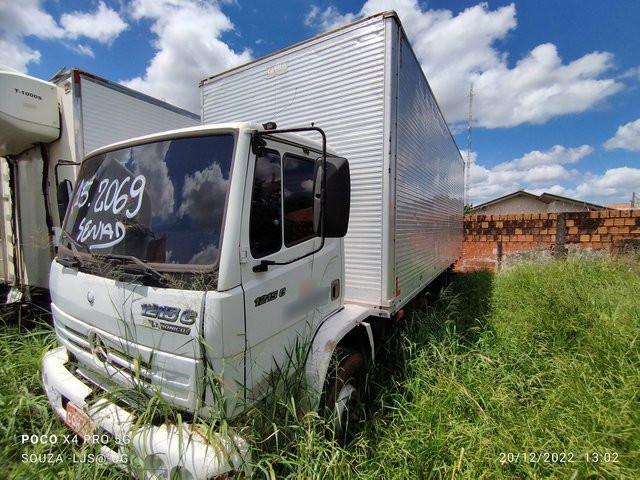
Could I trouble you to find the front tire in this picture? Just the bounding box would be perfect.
[322,347,365,440]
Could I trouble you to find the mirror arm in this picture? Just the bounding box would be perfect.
[253,126,327,272]
[54,159,80,190]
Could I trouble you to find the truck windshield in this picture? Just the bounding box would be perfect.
[63,134,234,268]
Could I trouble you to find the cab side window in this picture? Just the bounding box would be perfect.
[283,153,315,247]
[249,149,282,258]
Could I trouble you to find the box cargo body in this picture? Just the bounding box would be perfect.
[0,67,200,295]
[60,70,200,160]
[201,12,463,314]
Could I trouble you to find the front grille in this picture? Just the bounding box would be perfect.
[57,323,153,383]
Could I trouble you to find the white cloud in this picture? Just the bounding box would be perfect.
[603,118,640,151]
[470,145,639,203]
[468,144,593,201]
[619,66,640,82]
[493,144,593,171]
[575,167,640,199]
[122,0,251,113]
[188,244,219,265]
[71,44,95,58]
[0,0,63,70]
[306,1,622,128]
[133,141,175,220]
[0,38,41,71]
[179,162,229,228]
[60,1,127,44]
[0,0,126,71]
[305,5,356,31]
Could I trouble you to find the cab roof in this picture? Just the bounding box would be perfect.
[84,122,336,159]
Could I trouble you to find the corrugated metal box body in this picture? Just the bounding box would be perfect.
[202,15,388,305]
[200,13,463,312]
[393,34,463,305]
[77,73,200,157]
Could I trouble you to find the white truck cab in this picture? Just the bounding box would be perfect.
[42,122,361,478]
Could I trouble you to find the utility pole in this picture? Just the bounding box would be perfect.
[631,191,636,209]
[465,83,473,206]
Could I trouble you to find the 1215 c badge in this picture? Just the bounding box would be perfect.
[254,288,286,307]
[140,303,197,335]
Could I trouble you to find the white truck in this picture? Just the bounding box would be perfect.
[41,12,463,479]
[0,66,199,303]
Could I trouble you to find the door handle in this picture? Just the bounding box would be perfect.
[253,260,276,272]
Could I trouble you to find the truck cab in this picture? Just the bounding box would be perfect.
[42,122,360,478]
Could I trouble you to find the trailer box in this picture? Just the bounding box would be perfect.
[200,12,463,314]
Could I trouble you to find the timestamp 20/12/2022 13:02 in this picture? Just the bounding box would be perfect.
[499,451,620,464]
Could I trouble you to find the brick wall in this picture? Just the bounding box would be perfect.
[454,209,640,272]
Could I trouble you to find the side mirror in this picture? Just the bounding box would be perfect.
[313,156,350,238]
[57,179,73,223]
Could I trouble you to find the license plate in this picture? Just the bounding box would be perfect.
[65,402,95,439]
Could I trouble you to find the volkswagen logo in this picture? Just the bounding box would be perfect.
[87,331,108,363]
[86,290,95,306]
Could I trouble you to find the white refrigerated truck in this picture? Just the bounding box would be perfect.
[0,66,199,302]
[41,12,463,479]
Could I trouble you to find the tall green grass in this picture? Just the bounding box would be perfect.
[1,257,638,479]
[0,306,128,479]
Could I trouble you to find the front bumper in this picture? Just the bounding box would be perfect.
[41,346,249,479]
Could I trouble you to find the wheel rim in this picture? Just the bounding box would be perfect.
[335,383,357,428]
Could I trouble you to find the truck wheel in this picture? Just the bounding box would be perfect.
[322,347,365,440]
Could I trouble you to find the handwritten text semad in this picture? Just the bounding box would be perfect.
[73,175,146,250]
[69,157,150,251]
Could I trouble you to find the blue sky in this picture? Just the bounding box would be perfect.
[2,1,639,205]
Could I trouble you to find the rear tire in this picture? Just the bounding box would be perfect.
[322,347,365,441]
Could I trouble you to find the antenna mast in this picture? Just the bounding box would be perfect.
[465,83,474,206]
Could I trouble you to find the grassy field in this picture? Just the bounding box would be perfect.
[1,257,638,479]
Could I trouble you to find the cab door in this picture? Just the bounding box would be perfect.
[239,137,323,400]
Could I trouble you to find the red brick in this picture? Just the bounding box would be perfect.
[580,234,590,242]
[612,234,631,241]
